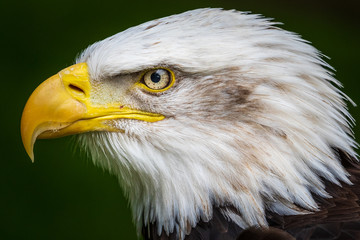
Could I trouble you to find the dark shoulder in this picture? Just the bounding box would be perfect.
[268,148,360,240]
[142,207,243,240]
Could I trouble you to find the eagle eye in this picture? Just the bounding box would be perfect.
[141,68,174,91]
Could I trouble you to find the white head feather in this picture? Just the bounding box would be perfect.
[76,8,357,239]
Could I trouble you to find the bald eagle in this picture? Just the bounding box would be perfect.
[21,8,359,240]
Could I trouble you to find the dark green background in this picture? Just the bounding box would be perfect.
[1,0,359,239]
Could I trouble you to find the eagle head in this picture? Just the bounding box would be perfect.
[21,8,357,239]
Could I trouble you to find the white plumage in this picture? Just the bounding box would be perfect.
[72,8,358,239]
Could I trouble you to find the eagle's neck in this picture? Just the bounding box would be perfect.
[78,117,355,239]
[143,148,360,240]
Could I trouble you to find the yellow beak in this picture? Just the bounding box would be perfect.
[21,63,164,161]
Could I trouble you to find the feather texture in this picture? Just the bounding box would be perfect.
[75,8,358,239]
[141,149,360,240]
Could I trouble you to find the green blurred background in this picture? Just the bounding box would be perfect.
[1,0,359,239]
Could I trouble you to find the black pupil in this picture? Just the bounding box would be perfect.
[150,72,161,83]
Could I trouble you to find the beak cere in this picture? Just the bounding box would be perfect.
[20,62,165,161]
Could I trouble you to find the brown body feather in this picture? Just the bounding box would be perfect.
[143,149,360,240]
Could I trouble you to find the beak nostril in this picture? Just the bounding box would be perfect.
[69,84,85,93]
[68,84,86,97]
